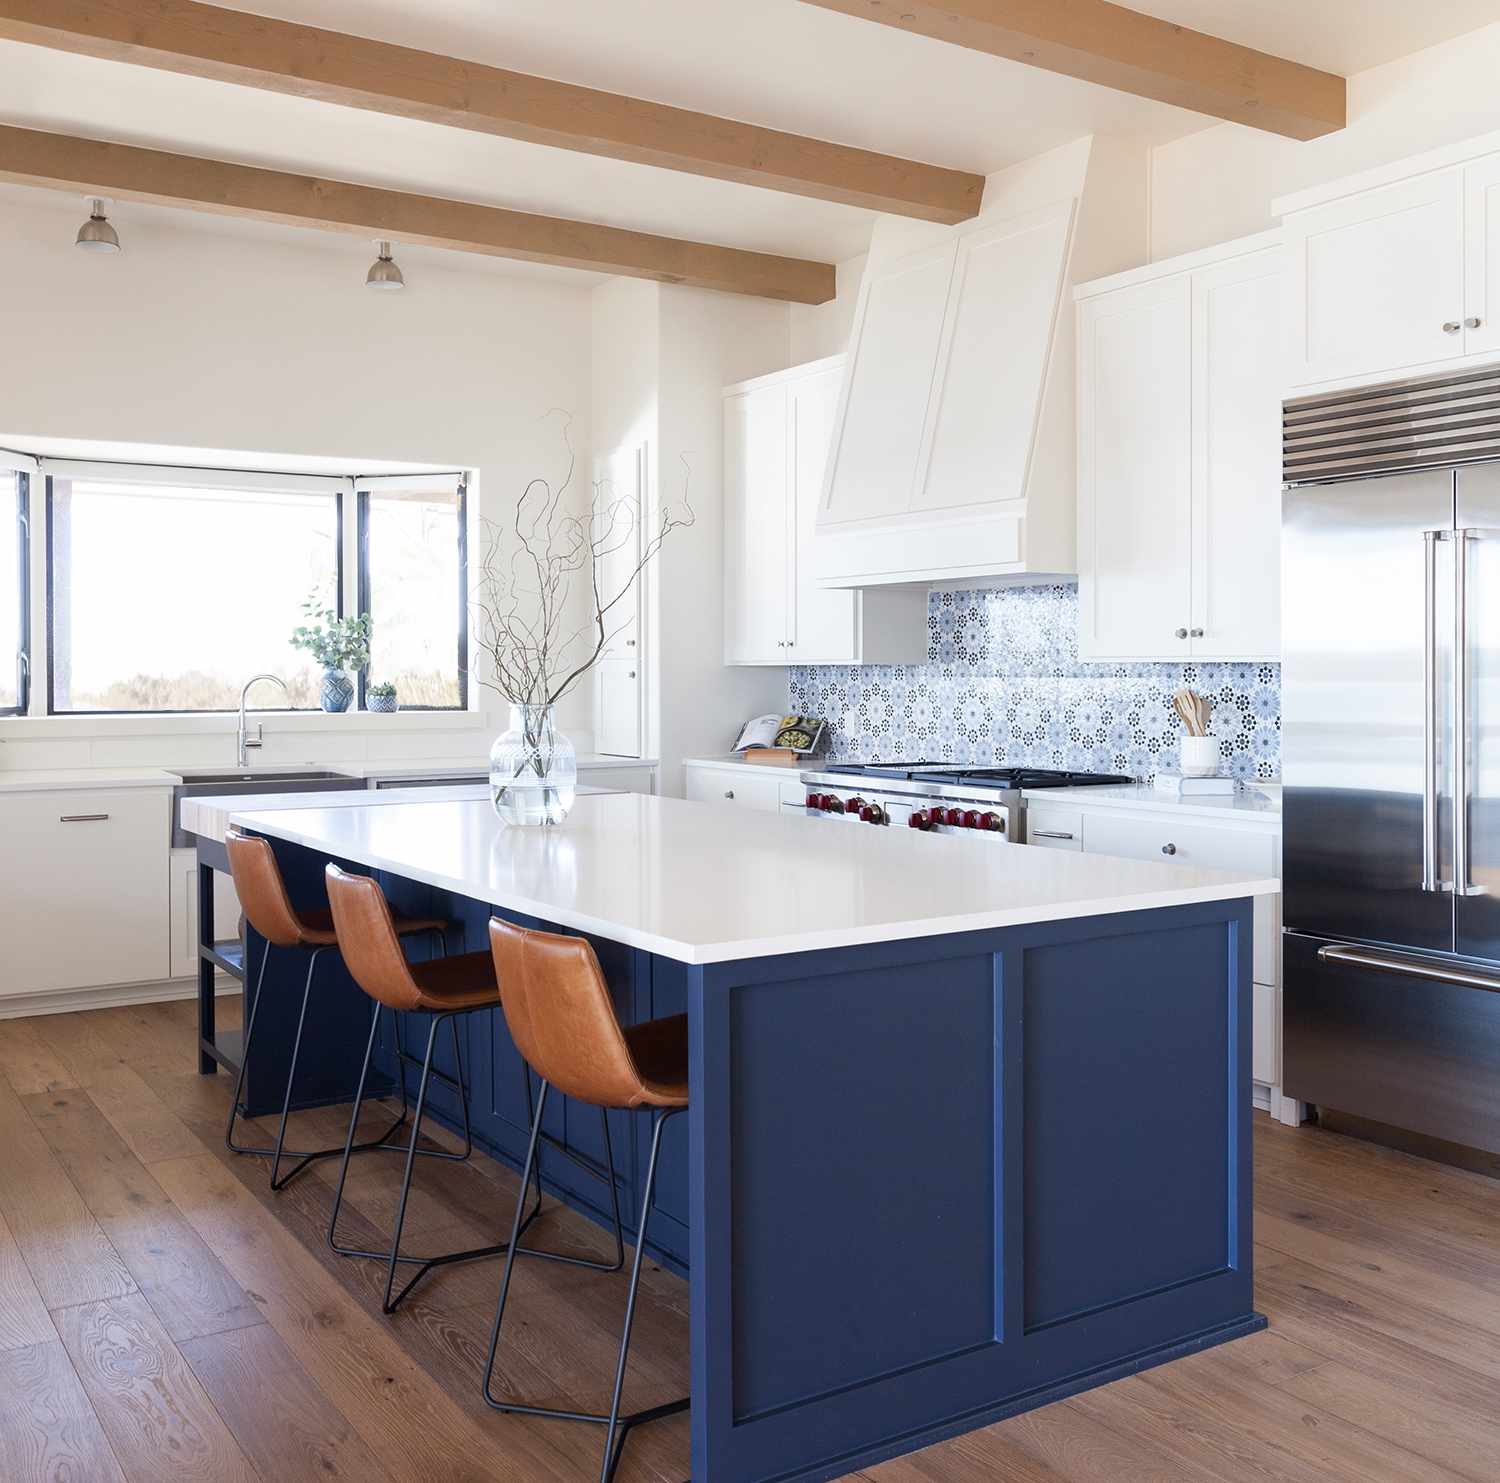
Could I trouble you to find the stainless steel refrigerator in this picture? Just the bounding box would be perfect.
[1283,367,1500,1155]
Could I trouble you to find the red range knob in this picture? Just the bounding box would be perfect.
[909,810,927,829]
[847,797,865,814]
[962,810,980,829]
[945,807,963,826]
[982,812,1003,832]
[829,797,845,813]
[806,793,822,809]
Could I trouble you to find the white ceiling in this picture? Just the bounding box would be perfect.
[1,0,1496,280]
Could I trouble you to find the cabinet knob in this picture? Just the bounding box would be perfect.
[1467,317,1483,330]
[724,789,735,799]
[626,638,636,647]
[1161,842,1177,856]
[1189,627,1204,638]
[1174,627,1188,640]
[628,671,636,679]
[1444,321,1462,334]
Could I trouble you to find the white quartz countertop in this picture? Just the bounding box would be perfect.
[1023,783,1282,821]
[229,791,1279,966]
[683,754,808,777]
[182,783,615,844]
[0,767,179,793]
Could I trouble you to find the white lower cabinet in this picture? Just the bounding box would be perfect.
[169,849,243,980]
[0,788,172,997]
[683,764,787,813]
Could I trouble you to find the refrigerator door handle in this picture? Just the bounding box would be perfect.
[1423,530,1441,892]
[1455,529,1484,897]
[1317,942,1500,994]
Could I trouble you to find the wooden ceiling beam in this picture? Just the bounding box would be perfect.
[0,0,984,223]
[800,0,1346,141]
[0,125,836,303]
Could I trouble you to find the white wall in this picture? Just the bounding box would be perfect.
[0,183,594,772]
[1150,21,1500,259]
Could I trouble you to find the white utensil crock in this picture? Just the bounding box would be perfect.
[1180,735,1221,778]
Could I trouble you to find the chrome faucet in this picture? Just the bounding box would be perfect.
[237,674,289,768]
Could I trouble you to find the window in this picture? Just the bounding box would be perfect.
[358,479,467,709]
[0,471,28,715]
[48,476,340,713]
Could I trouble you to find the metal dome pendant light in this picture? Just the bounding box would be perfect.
[75,197,120,253]
[366,240,405,290]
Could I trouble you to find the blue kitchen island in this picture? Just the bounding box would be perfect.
[201,789,1277,1483]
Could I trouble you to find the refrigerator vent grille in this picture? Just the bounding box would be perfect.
[1284,367,1500,484]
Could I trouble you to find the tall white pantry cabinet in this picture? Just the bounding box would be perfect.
[1075,232,1283,663]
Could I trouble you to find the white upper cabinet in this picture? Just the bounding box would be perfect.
[724,357,926,667]
[1283,169,1464,389]
[916,205,1075,515]
[820,240,955,529]
[1077,274,1193,659]
[1191,253,1283,659]
[1464,154,1500,362]
[593,443,646,756]
[1077,237,1283,662]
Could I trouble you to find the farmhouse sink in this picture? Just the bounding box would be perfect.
[170,770,365,846]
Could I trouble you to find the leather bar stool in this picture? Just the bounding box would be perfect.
[222,828,448,1191]
[325,863,562,1314]
[481,917,690,1483]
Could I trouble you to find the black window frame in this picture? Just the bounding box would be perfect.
[356,477,469,712]
[1,470,29,717]
[45,474,345,717]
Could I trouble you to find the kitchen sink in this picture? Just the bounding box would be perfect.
[170,770,366,847]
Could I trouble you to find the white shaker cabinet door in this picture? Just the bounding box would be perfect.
[915,202,1074,515]
[786,365,859,663]
[820,238,956,528]
[723,385,790,664]
[1190,250,1283,660]
[593,656,642,758]
[1285,168,1465,388]
[1464,155,1500,361]
[1077,273,1193,660]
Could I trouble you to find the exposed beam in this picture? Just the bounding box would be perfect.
[0,125,836,303]
[0,0,984,224]
[800,0,1346,141]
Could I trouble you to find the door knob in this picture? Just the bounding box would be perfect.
[1466,317,1483,329]
[1444,321,1462,334]
[1174,627,1188,639]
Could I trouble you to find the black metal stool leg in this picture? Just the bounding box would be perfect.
[224,940,271,1155]
[481,1090,689,1482]
[269,946,327,1190]
[328,997,383,1255]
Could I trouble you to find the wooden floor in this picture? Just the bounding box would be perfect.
[0,1001,1495,1483]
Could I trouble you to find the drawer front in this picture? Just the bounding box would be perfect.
[1252,982,1279,1085]
[1026,805,1083,851]
[1080,811,1279,985]
[683,768,785,813]
[0,789,171,995]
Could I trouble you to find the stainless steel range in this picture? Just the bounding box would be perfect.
[797,762,1133,842]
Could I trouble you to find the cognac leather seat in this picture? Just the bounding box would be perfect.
[227,830,446,948]
[488,918,688,1110]
[325,864,501,1013]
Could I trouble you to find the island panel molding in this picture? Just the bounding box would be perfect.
[0,124,836,304]
[0,0,984,224]
[799,0,1347,141]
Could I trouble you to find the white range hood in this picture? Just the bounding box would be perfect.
[811,135,1150,590]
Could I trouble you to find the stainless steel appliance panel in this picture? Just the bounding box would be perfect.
[1282,931,1500,1153]
[1282,470,1456,952]
[1454,462,1500,958]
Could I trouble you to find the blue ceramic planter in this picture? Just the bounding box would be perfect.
[320,668,354,713]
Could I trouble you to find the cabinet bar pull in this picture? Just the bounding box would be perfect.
[60,813,110,823]
[1032,830,1074,840]
[1318,943,1500,995]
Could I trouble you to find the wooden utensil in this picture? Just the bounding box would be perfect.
[1172,687,1212,737]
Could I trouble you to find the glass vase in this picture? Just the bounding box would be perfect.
[489,703,577,826]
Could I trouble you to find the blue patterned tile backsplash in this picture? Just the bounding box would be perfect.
[788,584,1280,781]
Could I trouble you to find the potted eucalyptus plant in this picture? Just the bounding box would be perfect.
[290,597,372,713]
[474,424,692,826]
[367,681,399,714]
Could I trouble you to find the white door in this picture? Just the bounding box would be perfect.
[1464,156,1500,360]
[1077,274,1194,660]
[786,366,858,663]
[1190,251,1283,660]
[915,202,1074,514]
[1285,168,1465,387]
[593,656,642,758]
[593,443,645,753]
[723,385,790,664]
[819,238,956,528]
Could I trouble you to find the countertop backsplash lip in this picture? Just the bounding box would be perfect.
[788,584,1280,783]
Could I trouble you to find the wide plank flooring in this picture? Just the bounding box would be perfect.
[0,997,1496,1482]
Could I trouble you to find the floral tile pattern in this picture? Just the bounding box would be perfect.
[788,584,1280,781]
